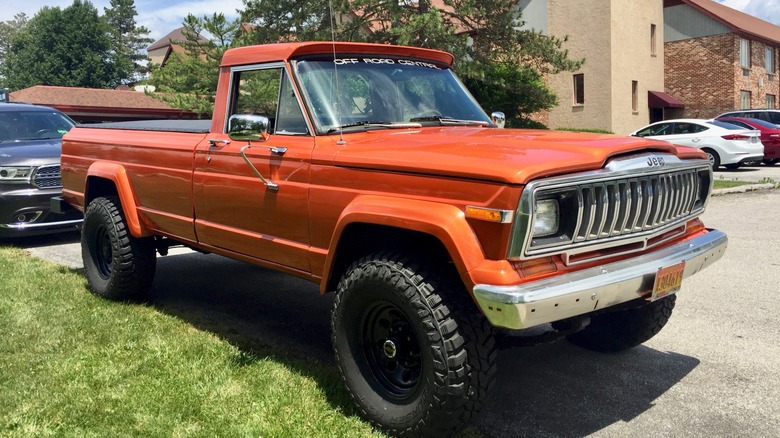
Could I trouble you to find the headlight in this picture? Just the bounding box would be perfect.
[532,199,559,237]
[0,166,34,182]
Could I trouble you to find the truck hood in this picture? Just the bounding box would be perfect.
[0,138,62,167]
[329,127,683,185]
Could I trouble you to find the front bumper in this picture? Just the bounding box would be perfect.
[0,189,82,237]
[473,229,727,330]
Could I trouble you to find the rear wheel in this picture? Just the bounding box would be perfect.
[763,158,779,166]
[81,196,156,300]
[703,148,720,170]
[332,253,496,437]
[564,295,676,353]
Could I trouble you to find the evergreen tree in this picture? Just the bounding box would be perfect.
[147,13,241,116]
[104,0,154,83]
[1,1,119,90]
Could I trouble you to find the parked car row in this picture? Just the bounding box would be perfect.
[630,119,764,169]
[0,103,82,239]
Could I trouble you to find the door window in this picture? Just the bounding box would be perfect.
[229,67,309,135]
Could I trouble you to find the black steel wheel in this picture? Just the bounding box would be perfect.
[332,252,496,437]
[361,301,422,400]
[82,196,156,301]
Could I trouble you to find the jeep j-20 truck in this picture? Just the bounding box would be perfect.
[57,42,727,436]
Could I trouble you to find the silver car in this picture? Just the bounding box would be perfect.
[0,103,82,238]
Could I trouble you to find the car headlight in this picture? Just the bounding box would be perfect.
[532,199,559,237]
[0,166,34,182]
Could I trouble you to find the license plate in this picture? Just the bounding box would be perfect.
[651,261,685,301]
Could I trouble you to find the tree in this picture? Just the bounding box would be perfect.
[238,0,583,126]
[147,13,241,116]
[103,0,154,82]
[0,13,28,77]
[1,1,119,90]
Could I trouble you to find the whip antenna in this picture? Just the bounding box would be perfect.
[329,0,345,145]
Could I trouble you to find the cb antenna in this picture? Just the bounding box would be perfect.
[329,0,345,145]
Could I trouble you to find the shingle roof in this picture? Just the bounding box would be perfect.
[148,27,191,52]
[670,0,780,46]
[9,85,197,120]
[11,85,175,110]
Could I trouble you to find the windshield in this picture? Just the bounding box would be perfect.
[293,57,491,133]
[0,110,76,142]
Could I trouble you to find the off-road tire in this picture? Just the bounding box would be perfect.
[81,196,156,300]
[565,295,676,353]
[331,252,497,437]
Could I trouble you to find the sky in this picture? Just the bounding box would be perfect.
[1,0,780,45]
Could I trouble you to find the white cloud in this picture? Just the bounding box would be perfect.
[718,0,780,26]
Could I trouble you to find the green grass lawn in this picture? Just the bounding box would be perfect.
[0,247,385,437]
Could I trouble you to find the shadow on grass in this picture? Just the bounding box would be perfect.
[107,251,701,437]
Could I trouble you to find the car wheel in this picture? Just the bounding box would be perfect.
[565,295,676,353]
[702,148,720,170]
[725,163,740,170]
[82,196,156,301]
[331,253,496,437]
[763,158,779,166]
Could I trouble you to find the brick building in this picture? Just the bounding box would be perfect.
[664,0,780,119]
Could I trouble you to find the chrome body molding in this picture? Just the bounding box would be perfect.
[474,229,727,330]
[0,218,82,230]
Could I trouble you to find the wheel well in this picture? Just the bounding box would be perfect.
[85,176,119,205]
[326,223,456,292]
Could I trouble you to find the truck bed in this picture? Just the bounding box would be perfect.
[78,119,211,133]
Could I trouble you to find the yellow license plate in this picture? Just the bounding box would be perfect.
[651,261,685,301]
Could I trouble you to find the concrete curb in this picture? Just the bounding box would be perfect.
[711,183,778,196]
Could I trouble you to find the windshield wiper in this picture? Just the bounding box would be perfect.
[409,116,490,126]
[327,120,422,133]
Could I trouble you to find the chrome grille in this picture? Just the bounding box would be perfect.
[574,170,699,241]
[32,164,62,189]
[509,153,712,264]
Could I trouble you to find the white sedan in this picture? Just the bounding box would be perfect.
[630,119,764,169]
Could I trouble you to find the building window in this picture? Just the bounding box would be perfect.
[740,38,751,69]
[573,74,584,105]
[632,81,638,113]
[768,94,776,109]
[766,46,776,75]
[651,24,657,56]
[740,90,751,109]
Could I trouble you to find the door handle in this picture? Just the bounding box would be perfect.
[269,146,288,155]
[208,139,231,147]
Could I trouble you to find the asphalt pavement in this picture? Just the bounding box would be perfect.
[13,188,780,437]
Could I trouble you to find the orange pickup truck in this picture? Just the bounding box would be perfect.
[57,42,727,436]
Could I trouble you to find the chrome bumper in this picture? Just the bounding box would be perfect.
[473,230,727,330]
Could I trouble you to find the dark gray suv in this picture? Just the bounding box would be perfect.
[0,103,82,238]
[716,109,780,125]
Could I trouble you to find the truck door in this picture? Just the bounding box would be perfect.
[193,64,314,274]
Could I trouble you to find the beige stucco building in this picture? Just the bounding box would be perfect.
[520,0,668,135]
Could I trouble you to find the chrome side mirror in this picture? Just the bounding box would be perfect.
[228,114,270,142]
[491,111,506,129]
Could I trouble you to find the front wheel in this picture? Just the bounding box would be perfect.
[81,196,156,300]
[564,295,676,353]
[331,253,496,437]
[763,158,779,166]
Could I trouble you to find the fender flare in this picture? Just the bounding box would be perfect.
[85,161,149,238]
[321,195,487,293]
